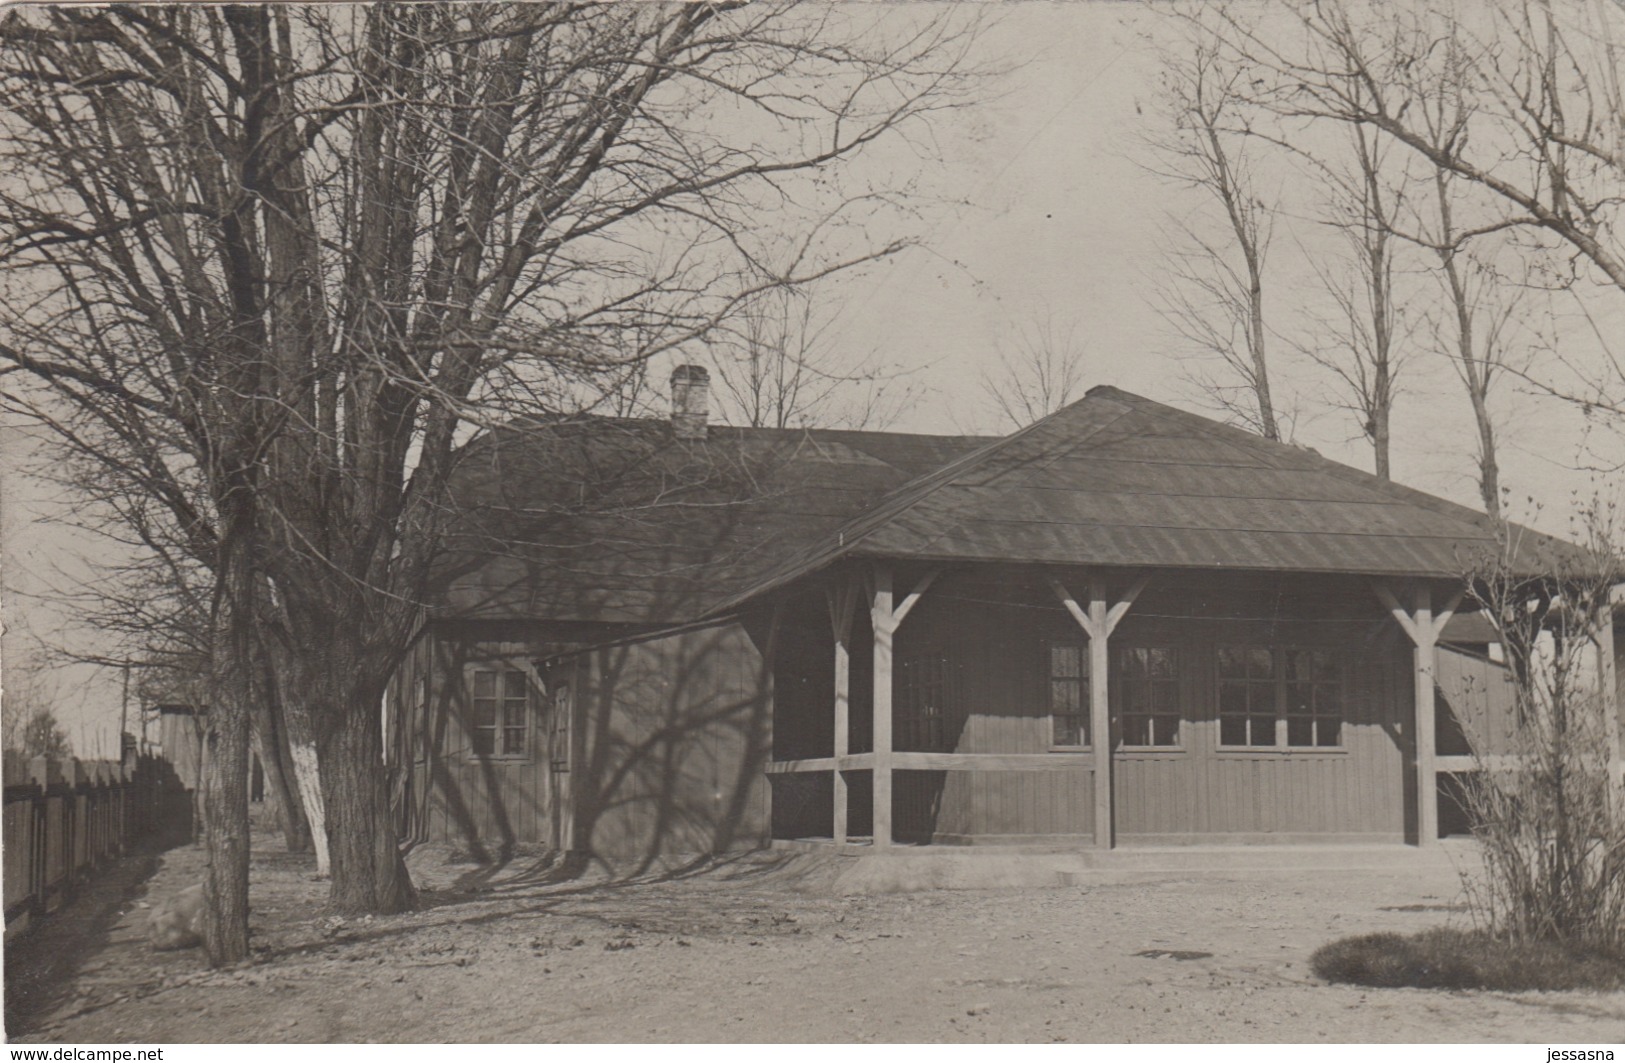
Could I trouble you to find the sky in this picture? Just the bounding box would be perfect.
[3,1,1621,758]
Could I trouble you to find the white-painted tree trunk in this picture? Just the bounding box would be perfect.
[284,708,329,877]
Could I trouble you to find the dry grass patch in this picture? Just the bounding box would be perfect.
[1312,929,1625,992]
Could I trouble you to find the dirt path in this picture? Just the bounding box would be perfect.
[6,833,1624,1043]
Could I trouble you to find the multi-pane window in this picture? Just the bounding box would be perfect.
[1049,644,1089,748]
[1284,648,1342,747]
[471,667,528,757]
[898,654,948,751]
[1218,646,1277,746]
[1119,646,1180,747]
[1218,645,1344,748]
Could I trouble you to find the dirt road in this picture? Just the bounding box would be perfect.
[7,834,1624,1043]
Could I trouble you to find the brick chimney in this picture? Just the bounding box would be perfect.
[670,364,710,441]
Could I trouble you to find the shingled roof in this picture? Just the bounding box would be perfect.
[431,417,986,624]
[435,387,1590,626]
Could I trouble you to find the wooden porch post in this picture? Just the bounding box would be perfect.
[1376,581,1461,847]
[1051,572,1150,850]
[1412,586,1439,848]
[827,579,859,845]
[870,565,894,849]
[867,562,939,850]
[1087,580,1112,850]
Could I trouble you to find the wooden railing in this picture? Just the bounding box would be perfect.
[2,750,188,940]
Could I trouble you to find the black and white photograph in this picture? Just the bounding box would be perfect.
[1,0,1623,1046]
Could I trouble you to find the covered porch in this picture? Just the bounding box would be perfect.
[765,560,1515,851]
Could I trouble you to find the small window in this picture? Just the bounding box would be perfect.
[899,654,948,751]
[1218,644,1345,749]
[1049,643,1089,748]
[470,666,529,758]
[1119,646,1180,747]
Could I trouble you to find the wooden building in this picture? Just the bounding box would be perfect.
[154,704,205,792]
[389,372,1622,872]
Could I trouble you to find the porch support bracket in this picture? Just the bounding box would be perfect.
[1050,571,1150,850]
[1374,580,1462,847]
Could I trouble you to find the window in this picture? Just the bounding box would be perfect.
[1284,648,1342,747]
[470,666,528,757]
[1049,643,1088,748]
[1119,646,1180,747]
[548,682,571,773]
[1218,646,1277,746]
[1218,645,1344,748]
[898,654,948,751]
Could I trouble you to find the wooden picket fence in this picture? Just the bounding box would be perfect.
[2,750,189,940]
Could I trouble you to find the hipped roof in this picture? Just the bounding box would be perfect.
[434,386,1592,626]
[433,418,985,624]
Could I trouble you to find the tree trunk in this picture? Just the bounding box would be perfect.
[249,652,309,853]
[202,693,251,965]
[317,679,416,915]
[283,695,330,878]
[1247,270,1279,442]
[1433,170,1502,520]
[202,535,254,967]
[1476,413,1501,520]
[1371,358,1392,482]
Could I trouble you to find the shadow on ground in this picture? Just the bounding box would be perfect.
[4,844,165,1037]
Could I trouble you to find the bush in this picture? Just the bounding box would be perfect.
[1460,506,1625,952]
[1312,928,1625,991]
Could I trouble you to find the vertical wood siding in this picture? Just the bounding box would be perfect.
[1436,646,1519,757]
[409,629,563,856]
[846,568,1417,844]
[1113,616,1408,840]
[572,620,772,872]
[408,617,772,871]
[410,569,1448,855]
[930,769,1093,842]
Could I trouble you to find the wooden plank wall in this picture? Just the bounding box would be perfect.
[1436,646,1520,757]
[880,568,1413,844]
[771,593,835,761]
[928,770,1094,844]
[157,713,204,791]
[1113,614,1407,841]
[897,572,1052,756]
[414,632,556,856]
[572,619,773,872]
[407,614,773,867]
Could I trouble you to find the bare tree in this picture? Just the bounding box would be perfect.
[979,311,1090,429]
[0,3,982,959]
[1404,42,1538,519]
[709,285,919,430]
[2,669,68,758]
[1296,122,1411,479]
[1147,13,1283,440]
[17,405,317,859]
[1424,186,1535,520]
[18,710,72,760]
[1,658,46,752]
[1213,0,1625,435]
[1460,502,1625,949]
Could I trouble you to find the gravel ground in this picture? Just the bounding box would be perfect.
[6,829,1625,1044]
